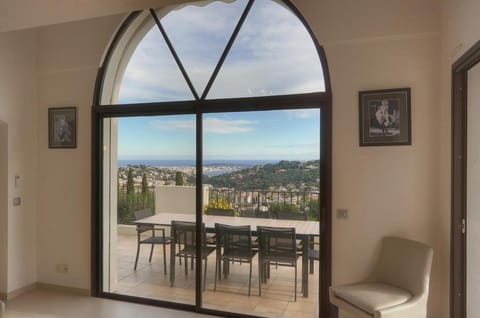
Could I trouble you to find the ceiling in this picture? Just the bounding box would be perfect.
[0,0,189,32]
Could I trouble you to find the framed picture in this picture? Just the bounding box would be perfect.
[48,107,77,148]
[359,88,411,146]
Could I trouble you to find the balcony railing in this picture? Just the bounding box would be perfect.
[117,185,320,224]
[207,188,320,220]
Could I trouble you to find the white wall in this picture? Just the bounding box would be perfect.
[35,14,123,290]
[0,29,38,294]
[0,0,453,316]
[295,1,447,317]
[0,121,8,296]
[441,1,480,316]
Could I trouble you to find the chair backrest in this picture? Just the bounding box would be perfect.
[206,208,235,216]
[215,223,252,258]
[277,211,307,220]
[171,221,207,254]
[372,236,433,296]
[134,208,154,233]
[257,226,297,261]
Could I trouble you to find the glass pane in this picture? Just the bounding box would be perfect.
[207,0,325,99]
[159,0,248,95]
[116,26,194,104]
[202,109,320,318]
[103,115,197,305]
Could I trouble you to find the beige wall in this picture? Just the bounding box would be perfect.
[440,0,480,317]
[0,29,38,294]
[35,14,124,290]
[0,121,7,295]
[0,0,457,316]
[295,1,446,317]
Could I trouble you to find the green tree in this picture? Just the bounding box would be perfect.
[141,172,148,194]
[126,168,134,194]
[175,171,184,186]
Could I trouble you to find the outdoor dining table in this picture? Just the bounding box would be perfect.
[134,212,320,298]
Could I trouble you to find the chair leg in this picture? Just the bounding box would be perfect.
[134,242,141,270]
[203,257,208,291]
[248,260,252,296]
[162,243,167,275]
[294,263,297,302]
[149,243,154,263]
[258,259,262,296]
[214,256,218,291]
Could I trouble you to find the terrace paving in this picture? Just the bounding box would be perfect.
[113,233,320,318]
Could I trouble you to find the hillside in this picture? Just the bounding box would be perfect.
[203,160,320,191]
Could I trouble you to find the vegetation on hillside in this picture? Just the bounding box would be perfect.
[203,160,320,191]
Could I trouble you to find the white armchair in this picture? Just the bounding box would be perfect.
[329,236,433,318]
[0,300,4,318]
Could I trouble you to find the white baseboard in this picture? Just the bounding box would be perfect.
[0,282,90,302]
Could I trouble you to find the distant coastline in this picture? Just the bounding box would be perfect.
[117,159,281,168]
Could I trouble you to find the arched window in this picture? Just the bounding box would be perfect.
[92,1,331,318]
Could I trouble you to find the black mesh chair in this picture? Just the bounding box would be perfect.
[214,223,257,296]
[205,208,235,245]
[133,208,171,274]
[257,226,301,301]
[171,221,215,290]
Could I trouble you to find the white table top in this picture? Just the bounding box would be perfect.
[134,212,320,236]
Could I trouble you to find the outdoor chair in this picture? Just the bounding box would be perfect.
[170,221,216,291]
[330,236,433,318]
[214,223,258,296]
[205,208,235,245]
[257,226,301,301]
[133,208,171,274]
[308,240,320,274]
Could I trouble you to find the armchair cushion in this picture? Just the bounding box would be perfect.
[332,282,412,314]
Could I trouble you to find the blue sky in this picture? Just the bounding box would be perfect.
[116,0,323,161]
[118,109,320,161]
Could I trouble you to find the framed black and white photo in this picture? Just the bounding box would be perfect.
[359,88,411,146]
[48,107,77,148]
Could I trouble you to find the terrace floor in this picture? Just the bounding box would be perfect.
[112,234,320,318]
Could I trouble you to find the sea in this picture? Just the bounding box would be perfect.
[117,159,280,177]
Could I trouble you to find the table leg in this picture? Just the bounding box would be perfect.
[170,239,176,286]
[302,235,308,297]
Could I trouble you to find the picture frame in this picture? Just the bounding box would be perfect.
[48,107,77,148]
[359,88,411,146]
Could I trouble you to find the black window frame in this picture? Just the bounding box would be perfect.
[91,2,333,318]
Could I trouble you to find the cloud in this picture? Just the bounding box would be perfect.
[148,117,256,134]
[204,117,255,134]
[117,0,326,103]
[285,109,320,119]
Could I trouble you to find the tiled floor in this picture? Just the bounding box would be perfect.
[3,288,214,318]
[112,234,320,318]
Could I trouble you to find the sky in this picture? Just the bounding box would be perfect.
[116,0,324,161]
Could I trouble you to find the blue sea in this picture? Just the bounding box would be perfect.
[117,159,279,168]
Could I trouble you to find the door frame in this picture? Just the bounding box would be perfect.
[451,39,480,318]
